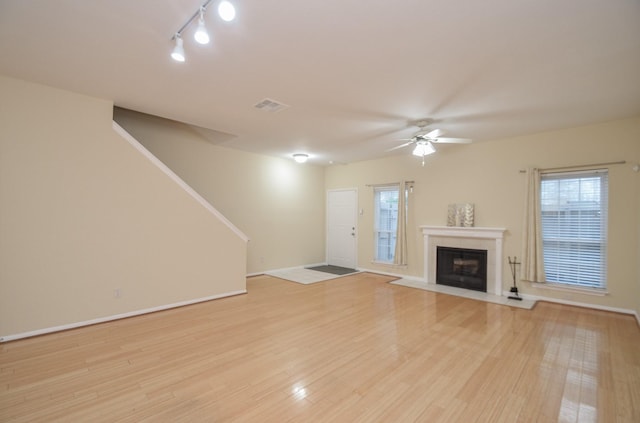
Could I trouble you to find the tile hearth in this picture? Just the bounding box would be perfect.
[391,278,536,309]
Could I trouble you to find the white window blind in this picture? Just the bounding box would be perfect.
[540,169,608,289]
[374,186,399,263]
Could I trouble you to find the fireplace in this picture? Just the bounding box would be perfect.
[421,226,506,295]
[436,247,487,292]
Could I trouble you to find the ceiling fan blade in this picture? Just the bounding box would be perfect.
[433,137,472,144]
[425,128,445,139]
[387,141,413,152]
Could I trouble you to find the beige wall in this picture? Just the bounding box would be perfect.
[0,75,247,339]
[637,161,640,321]
[113,108,326,274]
[2,71,637,338]
[326,117,640,311]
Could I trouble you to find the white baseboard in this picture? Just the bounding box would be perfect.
[362,271,639,320]
[520,293,637,317]
[504,290,639,320]
[0,290,246,343]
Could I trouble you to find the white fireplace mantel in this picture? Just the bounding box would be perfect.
[421,226,507,295]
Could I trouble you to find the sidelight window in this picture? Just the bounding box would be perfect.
[373,186,399,263]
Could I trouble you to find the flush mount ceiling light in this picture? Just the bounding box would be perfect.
[293,154,309,163]
[170,0,236,62]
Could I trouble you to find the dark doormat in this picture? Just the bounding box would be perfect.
[306,265,358,276]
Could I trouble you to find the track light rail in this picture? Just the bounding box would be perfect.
[169,0,235,62]
[171,0,214,40]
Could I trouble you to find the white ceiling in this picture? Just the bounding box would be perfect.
[1,0,639,165]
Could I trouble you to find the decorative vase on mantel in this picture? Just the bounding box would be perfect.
[447,203,474,227]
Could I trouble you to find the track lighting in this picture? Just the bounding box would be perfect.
[218,1,236,22]
[171,35,185,62]
[170,0,236,62]
[293,154,309,163]
[194,7,210,45]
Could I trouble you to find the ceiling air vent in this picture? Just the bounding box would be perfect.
[253,98,290,113]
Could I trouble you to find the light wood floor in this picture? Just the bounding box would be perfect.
[1,273,639,422]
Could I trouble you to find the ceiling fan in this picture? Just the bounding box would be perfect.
[389,119,472,165]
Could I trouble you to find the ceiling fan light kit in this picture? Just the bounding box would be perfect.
[412,141,435,157]
[170,0,236,62]
[390,118,472,164]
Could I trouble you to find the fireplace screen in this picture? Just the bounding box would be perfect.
[436,246,487,292]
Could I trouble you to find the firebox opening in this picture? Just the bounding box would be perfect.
[436,246,488,292]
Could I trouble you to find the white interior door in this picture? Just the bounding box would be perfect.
[327,189,357,269]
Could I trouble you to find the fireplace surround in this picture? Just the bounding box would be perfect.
[421,226,506,296]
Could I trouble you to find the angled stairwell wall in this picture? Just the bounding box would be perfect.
[0,75,248,341]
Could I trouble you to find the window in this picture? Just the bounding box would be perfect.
[540,170,608,289]
[374,186,399,263]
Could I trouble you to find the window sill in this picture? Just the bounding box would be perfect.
[371,261,407,269]
[530,282,608,297]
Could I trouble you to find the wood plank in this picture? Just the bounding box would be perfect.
[1,272,639,422]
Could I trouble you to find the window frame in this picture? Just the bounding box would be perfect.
[539,169,608,291]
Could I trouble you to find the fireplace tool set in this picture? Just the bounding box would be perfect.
[508,256,522,301]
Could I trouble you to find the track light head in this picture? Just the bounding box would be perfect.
[171,1,236,59]
[171,35,185,62]
[194,8,210,44]
[218,0,236,22]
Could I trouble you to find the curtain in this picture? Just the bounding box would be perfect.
[393,182,408,265]
[521,168,546,282]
